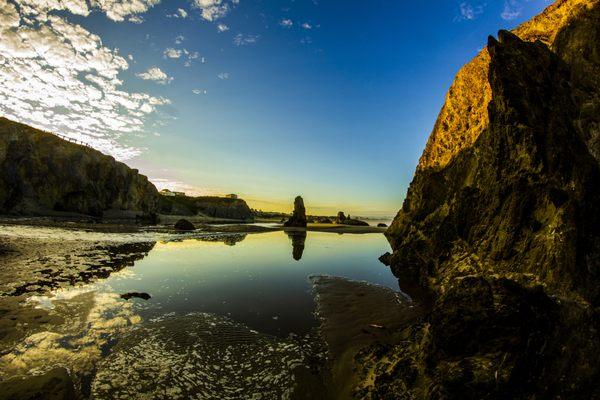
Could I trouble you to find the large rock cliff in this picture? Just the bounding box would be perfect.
[370,1,600,398]
[0,118,160,219]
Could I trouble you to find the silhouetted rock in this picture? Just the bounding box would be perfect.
[284,196,307,227]
[358,1,600,399]
[337,211,346,221]
[378,252,391,266]
[0,118,160,220]
[377,223,387,228]
[120,292,151,300]
[174,219,195,231]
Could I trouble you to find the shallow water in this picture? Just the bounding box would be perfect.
[1,230,399,398]
[85,231,397,336]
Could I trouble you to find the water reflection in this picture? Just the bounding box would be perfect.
[286,231,307,261]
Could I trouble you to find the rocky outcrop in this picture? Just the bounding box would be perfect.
[284,196,307,227]
[0,117,159,219]
[174,219,195,231]
[371,1,600,399]
[159,195,254,221]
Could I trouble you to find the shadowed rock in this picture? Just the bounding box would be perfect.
[374,4,600,398]
[174,218,195,231]
[284,196,307,228]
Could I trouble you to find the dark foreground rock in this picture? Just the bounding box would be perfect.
[0,118,159,220]
[0,367,75,400]
[174,218,195,231]
[284,196,307,227]
[120,292,151,300]
[370,1,600,399]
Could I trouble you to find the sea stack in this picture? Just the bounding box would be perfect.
[283,196,307,227]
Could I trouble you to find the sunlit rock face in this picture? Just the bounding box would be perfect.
[380,1,600,398]
[0,117,160,218]
[417,0,600,172]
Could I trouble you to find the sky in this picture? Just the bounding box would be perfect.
[0,0,551,216]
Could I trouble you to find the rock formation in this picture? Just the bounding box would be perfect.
[0,118,159,220]
[284,196,307,227]
[159,194,254,221]
[365,1,600,398]
[174,219,195,231]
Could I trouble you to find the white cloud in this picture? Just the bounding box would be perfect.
[301,22,312,30]
[163,47,182,58]
[0,0,169,160]
[279,18,293,27]
[90,0,161,22]
[175,35,185,44]
[501,0,522,20]
[128,15,144,23]
[233,33,259,46]
[192,0,238,21]
[192,89,207,95]
[167,8,188,18]
[217,23,229,32]
[136,67,173,84]
[457,1,485,21]
[217,72,229,80]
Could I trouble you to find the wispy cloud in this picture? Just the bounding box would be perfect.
[192,89,207,95]
[217,72,230,80]
[136,67,173,84]
[280,18,293,27]
[175,35,185,44]
[301,22,312,30]
[233,33,259,46]
[0,0,169,160]
[456,1,486,21]
[501,0,522,20]
[217,23,229,32]
[167,8,188,18]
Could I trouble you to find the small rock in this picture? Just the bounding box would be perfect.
[174,219,195,231]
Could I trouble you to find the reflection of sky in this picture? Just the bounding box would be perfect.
[102,231,395,336]
[0,0,550,216]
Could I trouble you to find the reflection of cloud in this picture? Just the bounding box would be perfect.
[0,291,141,380]
[0,1,169,160]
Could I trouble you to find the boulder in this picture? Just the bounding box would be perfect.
[174,219,195,231]
[377,223,388,228]
[283,196,307,227]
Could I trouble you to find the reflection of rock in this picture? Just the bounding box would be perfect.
[286,231,306,261]
[284,196,307,227]
[8,240,155,296]
[0,367,75,400]
[377,223,387,228]
[120,292,151,300]
[174,218,195,231]
[92,313,326,399]
[194,233,247,246]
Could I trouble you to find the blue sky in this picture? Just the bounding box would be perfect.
[0,0,550,215]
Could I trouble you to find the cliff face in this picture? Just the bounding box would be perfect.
[0,118,159,219]
[373,1,600,398]
[417,0,600,171]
